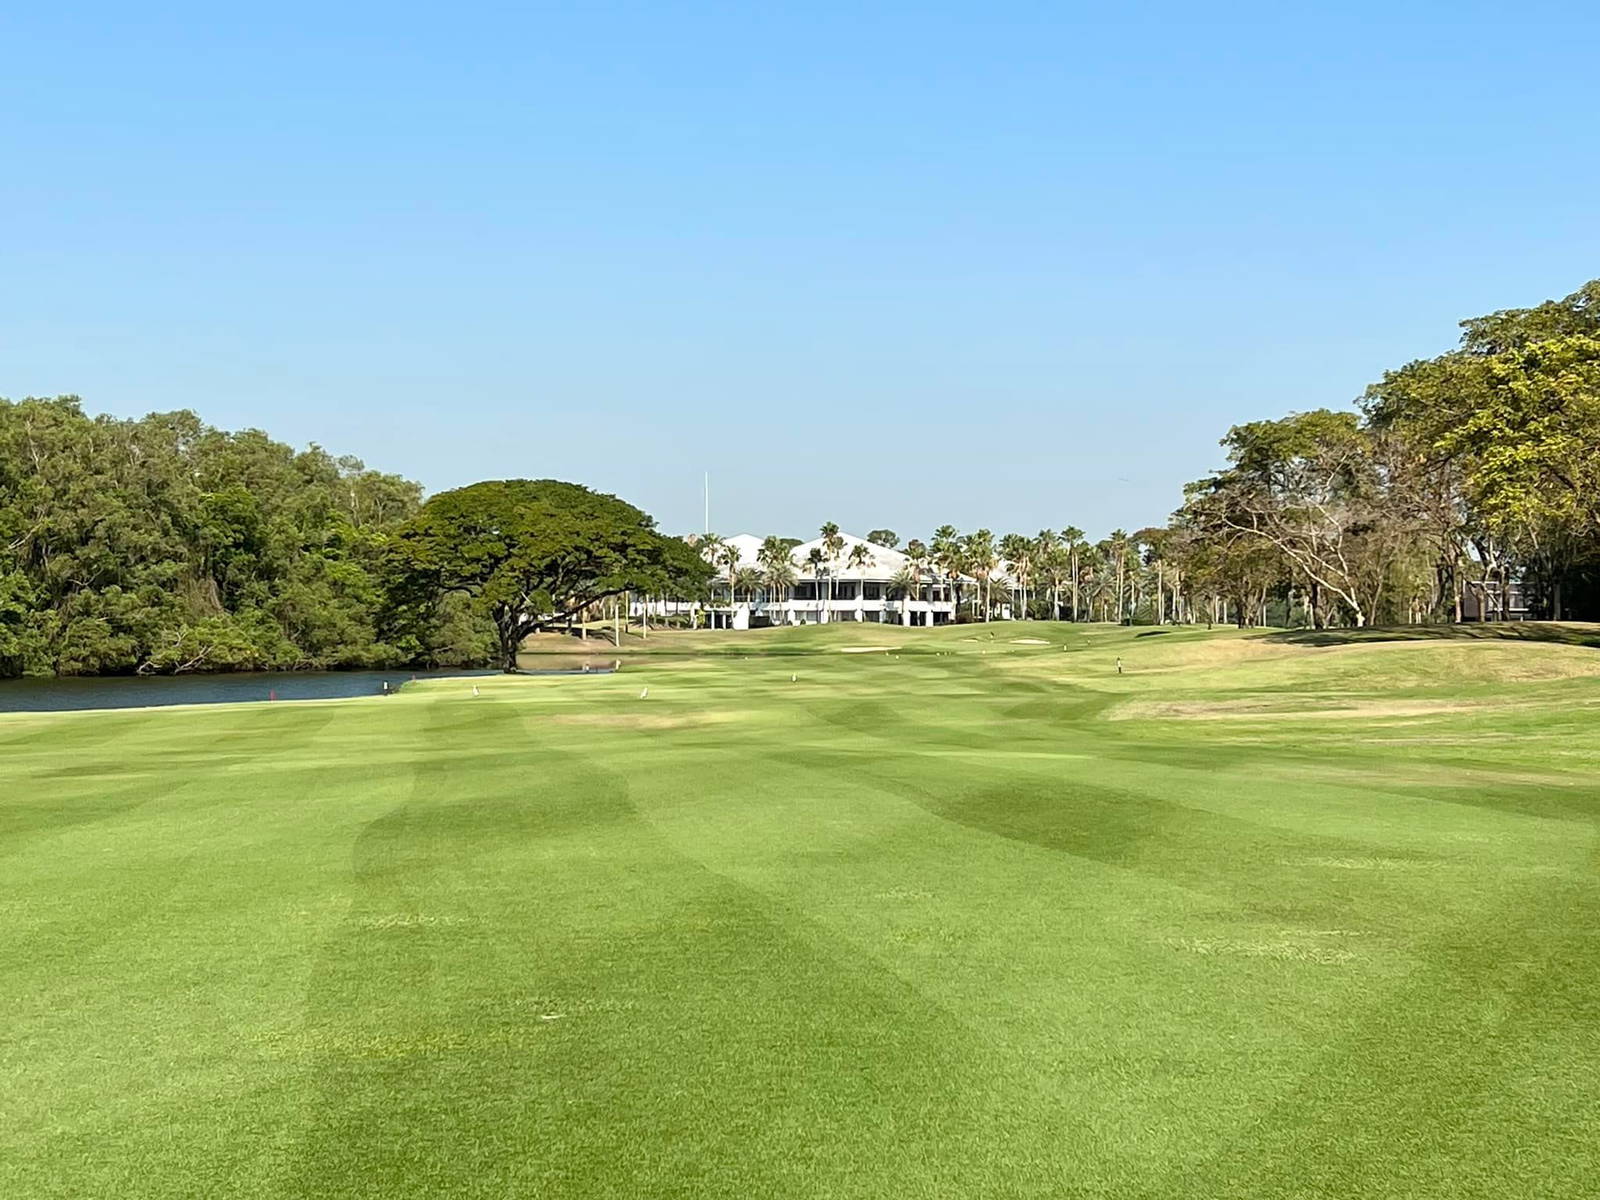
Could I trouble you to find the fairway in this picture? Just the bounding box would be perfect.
[5,624,1599,1198]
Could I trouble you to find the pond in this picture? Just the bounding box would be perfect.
[0,663,615,713]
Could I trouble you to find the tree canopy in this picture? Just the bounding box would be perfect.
[387,479,711,671]
[0,396,470,676]
[1162,278,1600,626]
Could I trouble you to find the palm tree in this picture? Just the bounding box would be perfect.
[846,541,874,622]
[755,535,782,570]
[1060,526,1085,621]
[904,538,929,626]
[757,535,796,623]
[999,532,1033,620]
[964,529,997,621]
[1106,529,1130,623]
[889,565,920,625]
[733,566,762,604]
[819,522,844,622]
[1036,536,1068,621]
[1081,542,1110,621]
[1033,530,1059,618]
[763,557,797,623]
[806,547,827,624]
[695,534,725,629]
[931,525,962,619]
[708,541,739,629]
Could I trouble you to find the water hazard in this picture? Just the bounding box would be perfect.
[0,660,617,713]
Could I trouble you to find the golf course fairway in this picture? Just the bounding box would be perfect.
[4,622,1598,1198]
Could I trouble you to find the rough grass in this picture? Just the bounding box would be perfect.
[3,622,1599,1198]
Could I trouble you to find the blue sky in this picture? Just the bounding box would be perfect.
[4,2,1597,541]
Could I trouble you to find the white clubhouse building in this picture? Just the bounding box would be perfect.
[638,532,959,629]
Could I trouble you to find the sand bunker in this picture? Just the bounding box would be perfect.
[1010,638,1050,645]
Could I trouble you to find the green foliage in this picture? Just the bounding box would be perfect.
[387,479,712,671]
[0,396,434,676]
[1442,335,1600,535]
[1169,280,1600,626]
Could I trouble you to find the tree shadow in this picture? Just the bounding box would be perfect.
[1261,621,1600,649]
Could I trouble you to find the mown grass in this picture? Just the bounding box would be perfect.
[3,623,1598,1198]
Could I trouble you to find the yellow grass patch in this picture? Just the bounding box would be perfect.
[1109,697,1479,721]
[546,710,741,730]
[355,913,470,931]
[1286,856,1446,871]
[1168,933,1361,965]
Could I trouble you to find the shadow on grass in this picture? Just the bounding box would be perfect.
[1261,621,1600,649]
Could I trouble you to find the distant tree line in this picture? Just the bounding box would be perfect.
[696,521,1168,625]
[705,281,1600,630]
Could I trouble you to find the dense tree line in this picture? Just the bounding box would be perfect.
[0,397,492,676]
[1030,280,1600,628]
[1168,280,1600,627]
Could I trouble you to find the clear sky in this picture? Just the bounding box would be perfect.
[4,2,1597,541]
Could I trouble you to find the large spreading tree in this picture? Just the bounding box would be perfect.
[387,479,710,671]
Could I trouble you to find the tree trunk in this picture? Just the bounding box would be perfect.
[497,612,521,673]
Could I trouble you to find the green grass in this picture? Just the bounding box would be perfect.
[4,622,1599,1198]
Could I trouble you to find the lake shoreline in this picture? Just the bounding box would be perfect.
[0,664,620,715]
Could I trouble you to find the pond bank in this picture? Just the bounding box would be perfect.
[0,663,621,714]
